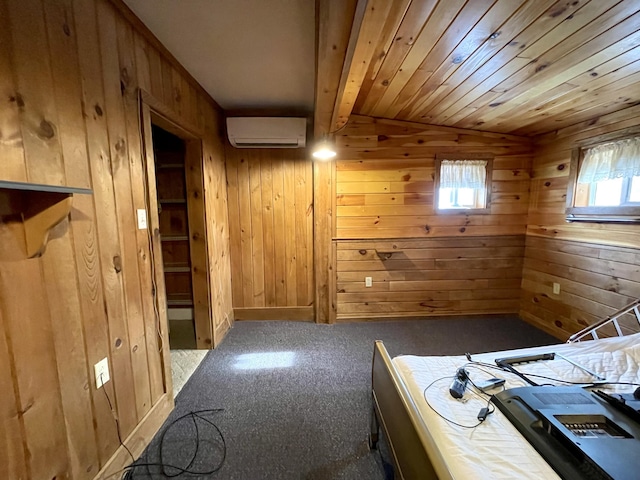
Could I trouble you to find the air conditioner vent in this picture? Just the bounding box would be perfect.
[226,117,306,148]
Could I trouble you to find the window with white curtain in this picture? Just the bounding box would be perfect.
[435,157,492,211]
[567,135,640,222]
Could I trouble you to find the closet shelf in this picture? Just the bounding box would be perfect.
[157,163,184,170]
[161,235,189,241]
[167,293,194,307]
[164,266,191,273]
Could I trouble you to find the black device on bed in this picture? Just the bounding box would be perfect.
[493,386,640,480]
[449,367,469,399]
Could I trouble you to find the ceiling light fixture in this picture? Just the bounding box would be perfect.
[312,135,337,160]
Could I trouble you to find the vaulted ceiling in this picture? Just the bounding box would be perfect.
[122,0,640,138]
[317,0,640,137]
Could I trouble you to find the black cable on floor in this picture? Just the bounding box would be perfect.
[121,409,226,479]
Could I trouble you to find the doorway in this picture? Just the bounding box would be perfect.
[141,106,212,351]
[151,125,196,349]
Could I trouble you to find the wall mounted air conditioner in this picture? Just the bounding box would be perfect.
[226,117,306,148]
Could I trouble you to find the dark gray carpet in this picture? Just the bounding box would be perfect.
[129,315,557,479]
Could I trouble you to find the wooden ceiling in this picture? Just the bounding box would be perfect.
[316,0,640,137]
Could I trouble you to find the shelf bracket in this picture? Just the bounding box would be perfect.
[23,193,73,257]
[0,181,92,258]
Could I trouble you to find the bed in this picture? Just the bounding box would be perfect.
[369,300,640,480]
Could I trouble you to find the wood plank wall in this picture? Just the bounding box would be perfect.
[334,115,533,319]
[522,104,640,339]
[226,147,314,321]
[337,236,525,319]
[202,115,234,341]
[0,0,232,478]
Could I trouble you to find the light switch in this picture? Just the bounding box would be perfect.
[553,282,560,295]
[365,277,372,287]
[137,209,148,229]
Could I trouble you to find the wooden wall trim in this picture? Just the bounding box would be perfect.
[200,89,233,348]
[215,313,233,345]
[234,307,314,322]
[313,159,337,323]
[140,102,173,398]
[336,313,520,323]
[143,90,203,138]
[184,139,213,348]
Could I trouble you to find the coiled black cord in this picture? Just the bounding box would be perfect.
[121,409,226,479]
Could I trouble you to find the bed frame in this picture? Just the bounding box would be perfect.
[369,299,640,480]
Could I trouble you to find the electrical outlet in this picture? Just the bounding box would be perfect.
[553,282,561,295]
[94,357,110,389]
[137,209,147,229]
[365,277,372,287]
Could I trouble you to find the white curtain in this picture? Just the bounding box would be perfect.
[440,160,487,189]
[578,136,640,183]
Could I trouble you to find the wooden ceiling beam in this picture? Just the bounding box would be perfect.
[314,0,359,137]
[329,0,394,133]
[351,0,413,114]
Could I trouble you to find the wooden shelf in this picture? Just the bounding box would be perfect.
[0,181,92,258]
[159,198,187,204]
[164,266,191,273]
[0,180,92,195]
[157,163,184,170]
[166,293,193,307]
[161,235,189,242]
[168,299,194,307]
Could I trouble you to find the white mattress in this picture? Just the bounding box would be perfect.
[393,333,640,480]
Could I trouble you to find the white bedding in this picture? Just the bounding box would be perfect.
[393,333,640,480]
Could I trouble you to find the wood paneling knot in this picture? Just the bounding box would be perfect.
[37,119,55,140]
[113,255,122,273]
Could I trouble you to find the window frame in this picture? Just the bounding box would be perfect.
[565,129,640,223]
[434,154,493,214]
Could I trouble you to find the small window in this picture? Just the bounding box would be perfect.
[434,156,492,213]
[566,135,640,223]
